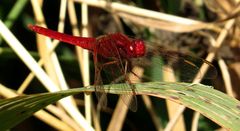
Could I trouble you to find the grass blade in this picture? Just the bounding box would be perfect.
[0,82,239,130]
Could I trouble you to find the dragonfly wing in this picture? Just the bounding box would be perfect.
[94,51,108,109]
[179,54,217,80]
[155,49,217,82]
[94,69,108,108]
[98,55,138,112]
[119,83,138,112]
[132,46,217,82]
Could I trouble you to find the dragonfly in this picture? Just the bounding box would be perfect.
[28,24,217,112]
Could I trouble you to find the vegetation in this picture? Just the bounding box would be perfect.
[0,0,240,130]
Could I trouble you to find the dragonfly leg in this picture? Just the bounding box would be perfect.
[101,60,119,67]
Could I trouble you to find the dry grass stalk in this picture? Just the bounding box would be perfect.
[81,1,92,125]
[75,0,221,32]
[68,0,93,125]
[218,58,234,97]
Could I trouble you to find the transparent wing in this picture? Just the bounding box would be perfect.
[93,50,108,110]
[94,64,108,109]
[100,58,138,112]
[131,45,217,82]
[119,82,138,112]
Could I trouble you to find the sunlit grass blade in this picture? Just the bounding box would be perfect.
[0,82,239,130]
[0,87,87,130]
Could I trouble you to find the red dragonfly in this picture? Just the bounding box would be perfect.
[28,25,217,112]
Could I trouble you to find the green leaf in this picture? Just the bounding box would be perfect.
[4,0,29,28]
[0,82,239,130]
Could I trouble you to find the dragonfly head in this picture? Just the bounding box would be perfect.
[128,39,146,58]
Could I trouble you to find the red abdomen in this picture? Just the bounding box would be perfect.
[28,25,96,51]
